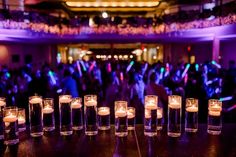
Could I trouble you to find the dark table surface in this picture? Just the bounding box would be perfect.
[1,124,236,157]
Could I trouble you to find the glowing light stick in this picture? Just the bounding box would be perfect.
[107,63,112,73]
[126,61,134,73]
[206,78,219,85]
[120,72,124,81]
[143,62,148,72]
[160,67,165,80]
[195,64,199,71]
[49,71,56,85]
[211,60,221,69]
[6,72,10,78]
[181,64,190,79]
[219,96,233,102]
[56,53,61,64]
[184,74,188,84]
[76,60,82,77]
[227,104,236,112]
[57,89,62,94]
[164,63,170,77]
[79,60,87,72]
[89,61,96,72]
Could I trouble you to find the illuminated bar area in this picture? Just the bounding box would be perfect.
[0,0,236,157]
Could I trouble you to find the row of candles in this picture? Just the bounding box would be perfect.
[0,95,222,145]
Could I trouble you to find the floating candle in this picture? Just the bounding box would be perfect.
[145,102,157,110]
[86,100,97,106]
[186,106,198,112]
[18,117,26,125]
[209,105,222,112]
[4,115,17,122]
[59,96,71,104]
[145,109,151,119]
[127,112,135,119]
[169,103,181,109]
[157,111,163,119]
[115,110,126,117]
[209,110,221,116]
[71,101,82,109]
[30,97,42,104]
[43,107,54,114]
[0,100,5,107]
[98,107,110,116]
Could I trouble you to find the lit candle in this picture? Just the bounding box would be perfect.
[60,96,71,104]
[18,116,26,125]
[98,107,110,116]
[30,97,42,104]
[157,110,163,119]
[209,110,221,116]
[186,106,198,112]
[4,114,17,122]
[0,100,5,107]
[145,101,157,110]
[115,109,126,117]
[43,106,54,114]
[145,109,151,119]
[71,101,82,109]
[209,102,222,116]
[210,104,222,112]
[127,110,135,119]
[169,99,181,109]
[86,99,97,106]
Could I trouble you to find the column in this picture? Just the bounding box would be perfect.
[212,37,220,62]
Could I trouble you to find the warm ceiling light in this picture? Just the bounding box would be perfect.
[65,1,159,7]
[102,12,108,18]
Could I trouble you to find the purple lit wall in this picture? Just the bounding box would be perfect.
[0,43,56,69]
[163,42,212,65]
[221,40,236,68]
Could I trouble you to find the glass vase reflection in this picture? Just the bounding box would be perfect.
[71,97,83,131]
[29,96,43,137]
[43,98,55,132]
[59,95,73,136]
[84,95,98,136]
[3,107,19,145]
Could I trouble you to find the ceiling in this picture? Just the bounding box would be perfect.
[22,0,233,18]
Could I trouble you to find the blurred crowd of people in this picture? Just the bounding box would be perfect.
[0,59,235,123]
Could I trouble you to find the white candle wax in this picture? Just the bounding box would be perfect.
[209,110,221,116]
[210,105,222,112]
[18,117,26,124]
[3,115,17,122]
[60,97,71,104]
[145,110,151,119]
[0,100,5,107]
[43,107,54,114]
[186,106,198,112]
[86,100,97,106]
[98,107,110,116]
[169,103,181,109]
[127,111,135,119]
[30,97,42,104]
[71,102,82,109]
[157,110,163,119]
[145,102,157,110]
[115,110,126,117]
